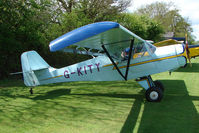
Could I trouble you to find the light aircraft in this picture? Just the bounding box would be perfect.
[20,21,199,102]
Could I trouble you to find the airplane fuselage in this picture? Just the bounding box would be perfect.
[32,44,186,86]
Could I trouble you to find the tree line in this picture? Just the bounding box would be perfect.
[0,0,195,79]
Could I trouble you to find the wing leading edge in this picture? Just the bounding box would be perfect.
[49,21,147,52]
[49,21,119,52]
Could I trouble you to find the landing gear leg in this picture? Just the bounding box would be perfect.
[136,75,164,102]
[154,80,164,92]
[30,88,33,94]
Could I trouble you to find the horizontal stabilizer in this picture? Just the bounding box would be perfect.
[10,71,23,75]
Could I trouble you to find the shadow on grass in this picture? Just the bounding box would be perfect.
[0,79,140,100]
[175,63,199,73]
[120,94,144,133]
[66,89,144,101]
[32,89,71,100]
[31,80,141,101]
[120,80,199,133]
[1,79,199,133]
[44,80,140,88]
[31,87,144,133]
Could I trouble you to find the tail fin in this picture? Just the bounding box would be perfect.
[21,51,50,86]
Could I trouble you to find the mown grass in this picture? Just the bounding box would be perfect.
[0,59,199,133]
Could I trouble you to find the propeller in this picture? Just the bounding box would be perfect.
[185,33,192,67]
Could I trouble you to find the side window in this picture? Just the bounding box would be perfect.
[103,38,156,62]
[120,40,149,61]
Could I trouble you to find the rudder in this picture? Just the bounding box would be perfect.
[21,51,50,86]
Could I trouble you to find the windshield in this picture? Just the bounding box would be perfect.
[121,38,156,60]
[145,41,156,53]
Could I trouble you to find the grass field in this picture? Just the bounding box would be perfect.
[1,59,199,133]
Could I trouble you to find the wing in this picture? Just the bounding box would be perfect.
[49,21,154,59]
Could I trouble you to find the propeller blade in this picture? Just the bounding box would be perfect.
[185,33,192,67]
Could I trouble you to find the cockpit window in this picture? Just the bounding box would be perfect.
[120,38,156,60]
[102,34,156,62]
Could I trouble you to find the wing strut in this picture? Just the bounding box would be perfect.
[125,39,134,79]
[101,39,134,81]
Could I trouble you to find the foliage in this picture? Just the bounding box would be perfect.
[0,0,132,79]
[136,2,172,21]
[115,13,164,41]
[135,2,195,43]
[46,0,132,40]
[0,0,52,78]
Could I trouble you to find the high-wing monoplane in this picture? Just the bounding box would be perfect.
[20,22,199,102]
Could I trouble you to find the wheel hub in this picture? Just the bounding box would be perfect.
[150,91,158,100]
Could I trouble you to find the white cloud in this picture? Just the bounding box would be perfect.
[192,24,199,40]
[128,0,199,41]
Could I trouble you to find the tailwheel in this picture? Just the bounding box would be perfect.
[145,87,163,102]
[154,80,164,92]
[30,88,33,94]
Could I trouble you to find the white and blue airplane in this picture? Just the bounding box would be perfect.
[20,21,199,102]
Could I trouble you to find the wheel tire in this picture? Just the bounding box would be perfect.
[154,80,164,92]
[145,87,163,102]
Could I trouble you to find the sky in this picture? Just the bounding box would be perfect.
[128,0,199,41]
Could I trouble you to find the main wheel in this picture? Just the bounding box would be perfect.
[154,80,164,92]
[145,87,163,102]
